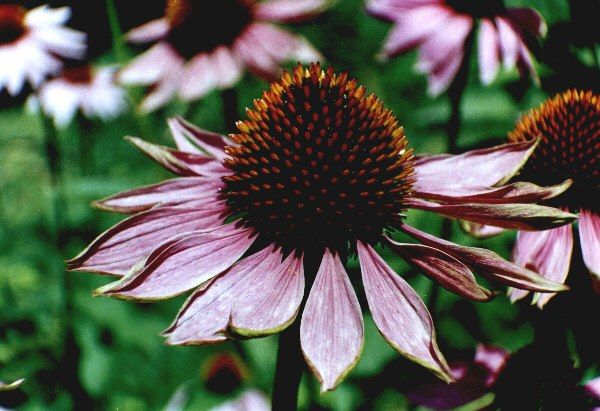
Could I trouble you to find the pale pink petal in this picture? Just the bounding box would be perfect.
[180,53,219,100]
[406,197,577,231]
[301,249,364,391]
[357,241,453,382]
[125,18,170,44]
[385,237,494,301]
[585,377,600,400]
[167,117,230,160]
[164,246,303,344]
[478,18,500,84]
[67,205,225,276]
[212,389,270,411]
[460,222,506,239]
[254,0,330,23]
[119,43,183,85]
[98,224,256,300]
[211,46,244,89]
[495,16,520,70]
[399,224,568,293]
[413,140,537,193]
[505,8,547,37]
[509,224,574,308]
[474,344,510,387]
[125,136,229,177]
[366,0,440,22]
[579,210,600,278]
[139,71,181,113]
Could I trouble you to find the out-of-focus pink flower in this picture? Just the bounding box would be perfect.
[32,65,127,127]
[585,377,600,403]
[366,0,546,95]
[120,0,329,112]
[0,4,86,96]
[406,344,510,409]
[461,90,599,308]
[210,389,270,411]
[69,65,574,391]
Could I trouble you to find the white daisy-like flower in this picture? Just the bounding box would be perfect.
[0,4,86,96]
[33,65,127,127]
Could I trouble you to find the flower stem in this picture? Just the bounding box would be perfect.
[221,88,239,133]
[105,0,127,63]
[272,319,304,411]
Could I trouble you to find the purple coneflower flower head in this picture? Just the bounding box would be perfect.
[0,4,86,96]
[405,344,509,409]
[69,64,575,390]
[501,90,599,307]
[119,0,328,112]
[366,0,546,95]
[30,65,127,128]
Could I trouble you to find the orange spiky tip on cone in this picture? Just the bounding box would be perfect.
[222,63,415,255]
[0,5,26,44]
[508,90,599,210]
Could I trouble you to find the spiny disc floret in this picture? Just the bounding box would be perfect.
[222,64,415,255]
[509,90,599,210]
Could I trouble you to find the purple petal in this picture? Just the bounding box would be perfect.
[414,180,572,204]
[478,18,500,84]
[509,224,573,308]
[579,209,600,277]
[413,140,537,193]
[180,53,219,100]
[496,16,520,69]
[164,246,304,344]
[67,205,225,276]
[125,18,170,44]
[98,224,256,300]
[460,222,506,239]
[167,117,230,160]
[93,177,223,214]
[254,0,330,23]
[505,8,547,37]
[301,249,364,391]
[400,223,569,293]
[585,377,600,400]
[474,344,510,387]
[407,197,577,231]
[366,0,439,22]
[385,237,494,301]
[357,241,453,382]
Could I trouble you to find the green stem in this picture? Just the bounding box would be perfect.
[221,88,239,133]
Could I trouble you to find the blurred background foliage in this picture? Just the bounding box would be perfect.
[0,0,598,409]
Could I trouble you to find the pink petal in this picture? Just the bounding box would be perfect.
[505,8,547,37]
[414,180,572,204]
[385,237,494,301]
[301,249,364,391]
[406,197,578,231]
[125,18,170,44]
[164,246,304,344]
[357,241,453,382]
[474,344,510,387]
[119,43,183,85]
[585,377,600,400]
[180,53,219,100]
[99,224,256,300]
[478,18,500,84]
[460,222,506,239]
[509,224,574,308]
[211,46,244,89]
[67,205,225,276]
[125,136,229,177]
[579,209,600,278]
[413,140,537,193]
[495,16,520,70]
[400,224,569,293]
[139,71,182,113]
[93,177,223,214]
[254,0,330,23]
[167,117,230,160]
[380,6,453,58]
[366,0,440,22]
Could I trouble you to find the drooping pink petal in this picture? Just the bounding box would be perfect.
[254,0,330,23]
[366,0,440,22]
[509,224,574,308]
[478,18,500,84]
[505,8,547,38]
[379,6,453,58]
[413,140,537,193]
[125,136,229,177]
[406,197,577,231]
[93,177,223,214]
[98,224,256,300]
[385,237,494,301]
[118,43,183,86]
[301,249,364,391]
[399,223,569,293]
[180,53,219,100]
[460,222,506,239]
[164,246,304,344]
[579,209,600,278]
[584,377,600,400]
[414,180,572,204]
[125,18,170,44]
[167,117,230,160]
[211,45,244,90]
[357,241,453,382]
[495,16,520,70]
[67,205,225,276]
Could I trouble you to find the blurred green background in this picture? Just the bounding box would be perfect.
[0,0,598,409]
